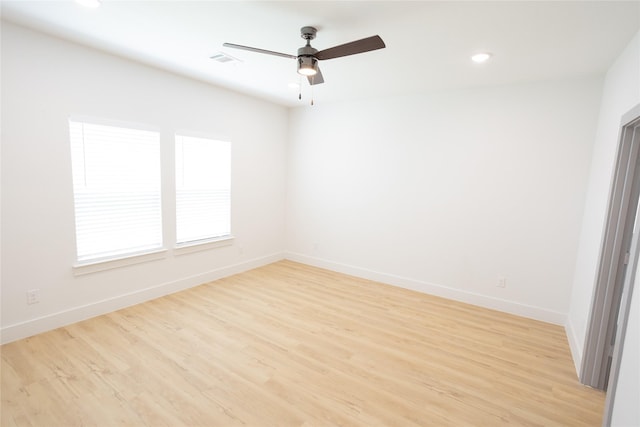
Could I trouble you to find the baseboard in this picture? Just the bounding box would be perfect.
[3,251,568,344]
[285,251,567,325]
[565,318,584,377]
[0,252,284,344]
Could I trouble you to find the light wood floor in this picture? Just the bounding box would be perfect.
[2,260,604,426]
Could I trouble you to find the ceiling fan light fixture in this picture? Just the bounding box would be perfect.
[297,56,318,76]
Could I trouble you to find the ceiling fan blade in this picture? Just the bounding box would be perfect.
[307,67,324,85]
[315,35,385,61]
[222,42,297,59]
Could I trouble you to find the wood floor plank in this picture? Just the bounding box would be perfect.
[1,260,605,426]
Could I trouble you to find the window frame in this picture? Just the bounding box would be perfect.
[68,119,236,274]
[174,132,233,250]
[69,116,166,273]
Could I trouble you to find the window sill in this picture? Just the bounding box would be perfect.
[71,236,234,275]
[73,248,168,276]
[174,235,235,256]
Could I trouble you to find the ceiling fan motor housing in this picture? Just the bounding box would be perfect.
[297,28,319,76]
[297,45,318,57]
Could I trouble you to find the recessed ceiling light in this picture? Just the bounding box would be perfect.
[471,52,492,63]
[75,0,101,8]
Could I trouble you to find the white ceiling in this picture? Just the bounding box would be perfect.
[2,1,639,107]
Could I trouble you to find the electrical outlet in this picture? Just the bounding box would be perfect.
[497,277,507,288]
[27,289,40,305]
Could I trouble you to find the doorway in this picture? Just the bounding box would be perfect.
[580,104,640,419]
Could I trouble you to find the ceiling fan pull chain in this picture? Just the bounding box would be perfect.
[298,75,302,100]
[311,79,314,106]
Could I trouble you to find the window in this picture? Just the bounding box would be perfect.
[175,134,231,245]
[69,120,162,263]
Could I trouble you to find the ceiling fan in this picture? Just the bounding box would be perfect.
[223,26,386,86]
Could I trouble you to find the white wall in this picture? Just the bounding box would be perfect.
[567,32,640,369]
[564,31,639,426]
[286,77,602,324]
[1,22,288,343]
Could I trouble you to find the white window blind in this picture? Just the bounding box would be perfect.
[69,120,162,263]
[175,134,231,244]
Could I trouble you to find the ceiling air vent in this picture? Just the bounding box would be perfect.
[210,52,241,64]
